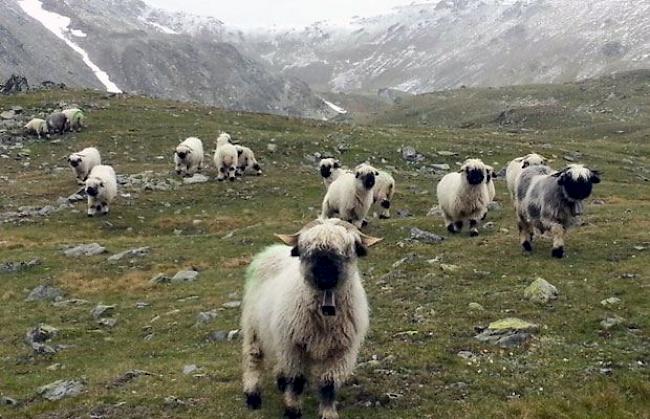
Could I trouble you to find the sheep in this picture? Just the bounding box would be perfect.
[68,147,101,184]
[84,165,117,217]
[321,163,378,228]
[516,164,600,258]
[235,145,262,176]
[213,133,238,181]
[319,158,347,189]
[486,165,497,202]
[505,153,547,200]
[24,118,48,139]
[241,218,382,418]
[371,170,395,219]
[174,137,204,177]
[46,112,67,135]
[62,108,85,132]
[436,158,491,236]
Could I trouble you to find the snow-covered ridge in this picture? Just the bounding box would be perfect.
[17,0,122,93]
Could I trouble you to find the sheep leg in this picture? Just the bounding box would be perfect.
[242,331,264,410]
[550,223,566,258]
[379,198,391,219]
[228,166,237,181]
[101,202,109,215]
[217,164,225,181]
[253,163,262,175]
[469,219,480,237]
[276,355,306,418]
[87,197,97,217]
[315,352,356,419]
[518,218,534,252]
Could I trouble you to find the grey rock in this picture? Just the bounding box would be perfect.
[182,364,199,375]
[600,315,625,330]
[0,258,41,273]
[427,206,444,217]
[66,193,85,203]
[409,227,445,244]
[475,318,539,348]
[91,304,115,319]
[591,199,606,205]
[600,297,621,307]
[25,324,58,344]
[396,209,413,218]
[487,201,502,211]
[108,370,152,388]
[207,330,228,342]
[97,318,117,328]
[52,298,90,307]
[0,110,16,120]
[457,351,475,360]
[183,174,209,184]
[64,243,106,257]
[431,163,450,171]
[267,143,277,152]
[164,395,186,407]
[437,151,458,156]
[107,246,150,262]
[135,301,151,309]
[222,301,241,309]
[0,395,17,406]
[524,277,559,304]
[38,205,56,216]
[468,302,485,311]
[227,329,241,341]
[171,270,199,283]
[196,310,218,325]
[26,285,63,302]
[150,273,171,284]
[38,379,85,401]
[482,221,496,230]
[401,146,424,162]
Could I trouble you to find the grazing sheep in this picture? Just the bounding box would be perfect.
[235,145,262,176]
[319,158,347,189]
[321,163,378,228]
[517,164,600,258]
[436,158,491,236]
[24,118,48,139]
[62,108,85,132]
[85,165,117,217]
[68,147,101,184]
[46,112,67,135]
[372,170,396,219]
[174,137,204,177]
[505,153,547,199]
[241,218,382,418]
[213,133,238,181]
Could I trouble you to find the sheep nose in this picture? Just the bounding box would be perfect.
[311,255,340,290]
[86,187,97,196]
[70,161,79,167]
[381,199,391,209]
[320,166,331,178]
[467,170,484,185]
[363,174,375,189]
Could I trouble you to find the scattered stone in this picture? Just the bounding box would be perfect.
[97,318,117,328]
[396,209,412,218]
[482,221,496,230]
[0,110,15,120]
[468,302,485,311]
[524,277,559,304]
[196,310,218,325]
[25,324,58,344]
[136,302,151,309]
[266,143,277,153]
[222,301,241,309]
[164,395,186,407]
[182,364,199,375]
[427,206,444,217]
[409,227,444,244]
[457,351,476,360]
[392,253,417,269]
[207,330,228,342]
[592,199,606,205]
[475,318,539,348]
[64,243,106,257]
[183,174,209,184]
[150,273,171,284]
[91,304,115,319]
[108,370,152,388]
[52,298,89,307]
[26,285,63,302]
[600,315,625,330]
[600,297,621,307]
[487,201,502,211]
[401,146,425,162]
[107,246,150,262]
[440,264,459,273]
[171,269,199,283]
[38,379,85,401]
[227,330,240,341]
[431,163,450,171]
[0,258,41,273]
[0,396,17,406]
[437,151,458,156]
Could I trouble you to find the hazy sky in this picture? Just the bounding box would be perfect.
[146,0,418,29]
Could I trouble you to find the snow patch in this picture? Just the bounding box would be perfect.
[322,99,347,114]
[17,0,122,93]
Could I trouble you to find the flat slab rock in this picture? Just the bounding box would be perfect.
[107,246,150,262]
[171,270,199,283]
[64,243,106,257]
[38,379,85,401]
[26,285,63,302]
[183,174,209,184]
[524,277,559,304]
[409,227,445,244]
[475,318,539,348]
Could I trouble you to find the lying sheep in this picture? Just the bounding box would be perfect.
[436,158,491,236]
[241,218,382,418]
[517,164,600,258]
[24,118,48,139]
[235,145,262,176]
[174,137,204,177]
[321,163,378,228]
[63,108,85,132]
[46,112,67,135]
[319,158,346,189]
[68,147,101,184]
[372,170,395,219]
[506,153,547,199]
[85,165,117,217]
[213,133,238,181]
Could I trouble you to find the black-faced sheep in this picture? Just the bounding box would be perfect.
[235,145,262,176]
[85,165,117,217]
[436,158,490,236]
[372,170,395,219]
[174,137,204,177]
[241,218,382,418]
[517,164,600,258]
[68,147,101,184]
[213,133,238,181]
[24,118,48,139]
[321,163,378,228]
[319,158,346,189]
[506,153,547,199]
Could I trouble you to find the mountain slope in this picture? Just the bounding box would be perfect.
[0,0,332,118]
[236,0,650,94]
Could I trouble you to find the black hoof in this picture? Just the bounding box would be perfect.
[447,224,457,234]
[454,221,463,231]
[245,392,262,410]
[470,231,479,237]
[284,407,302,418]
[522,241,533,252]
[217,178,224,182]
[277,375,288,392]
[552,247,565,259]
[87,213,93,218]
[361,219,368,227]
[229,177,236,182]
[379,214,390,219]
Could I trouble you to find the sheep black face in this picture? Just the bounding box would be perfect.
[85,179,104,197]
[68,157,80,167]
[460,159,487,185]
[319,158,339,179]
[555,165,601,201]
[276,218,382,315]
[320,164,332,179]
[355,164,378,190]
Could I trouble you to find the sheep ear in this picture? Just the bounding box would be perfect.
[522,161,530,168]
[359,233,383,248]
[275,233,299,247]
[590,171,601,184]
[333,161,340,169]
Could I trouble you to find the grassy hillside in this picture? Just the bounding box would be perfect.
[0,86,648,419]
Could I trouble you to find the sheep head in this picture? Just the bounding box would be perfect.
[354,163,378,190]
[459,158,487,185]
[553,164,601,201]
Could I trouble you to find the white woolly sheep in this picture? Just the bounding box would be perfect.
[24,118,48,139]
[486,165,497,202]
[436,158,491,236]
[62,108,85,132]
[505,153,547,199]
[46,112,67,135]
[372,170,396,219]
[85,165,117,217]
[321,163,378,228]
[319,158,347,189]
[68,147,101,184]
[516,164,600,258]
[235,145,262,176]
[213,133,238,181]
[241,218,382,418]
[174,137,204,177]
